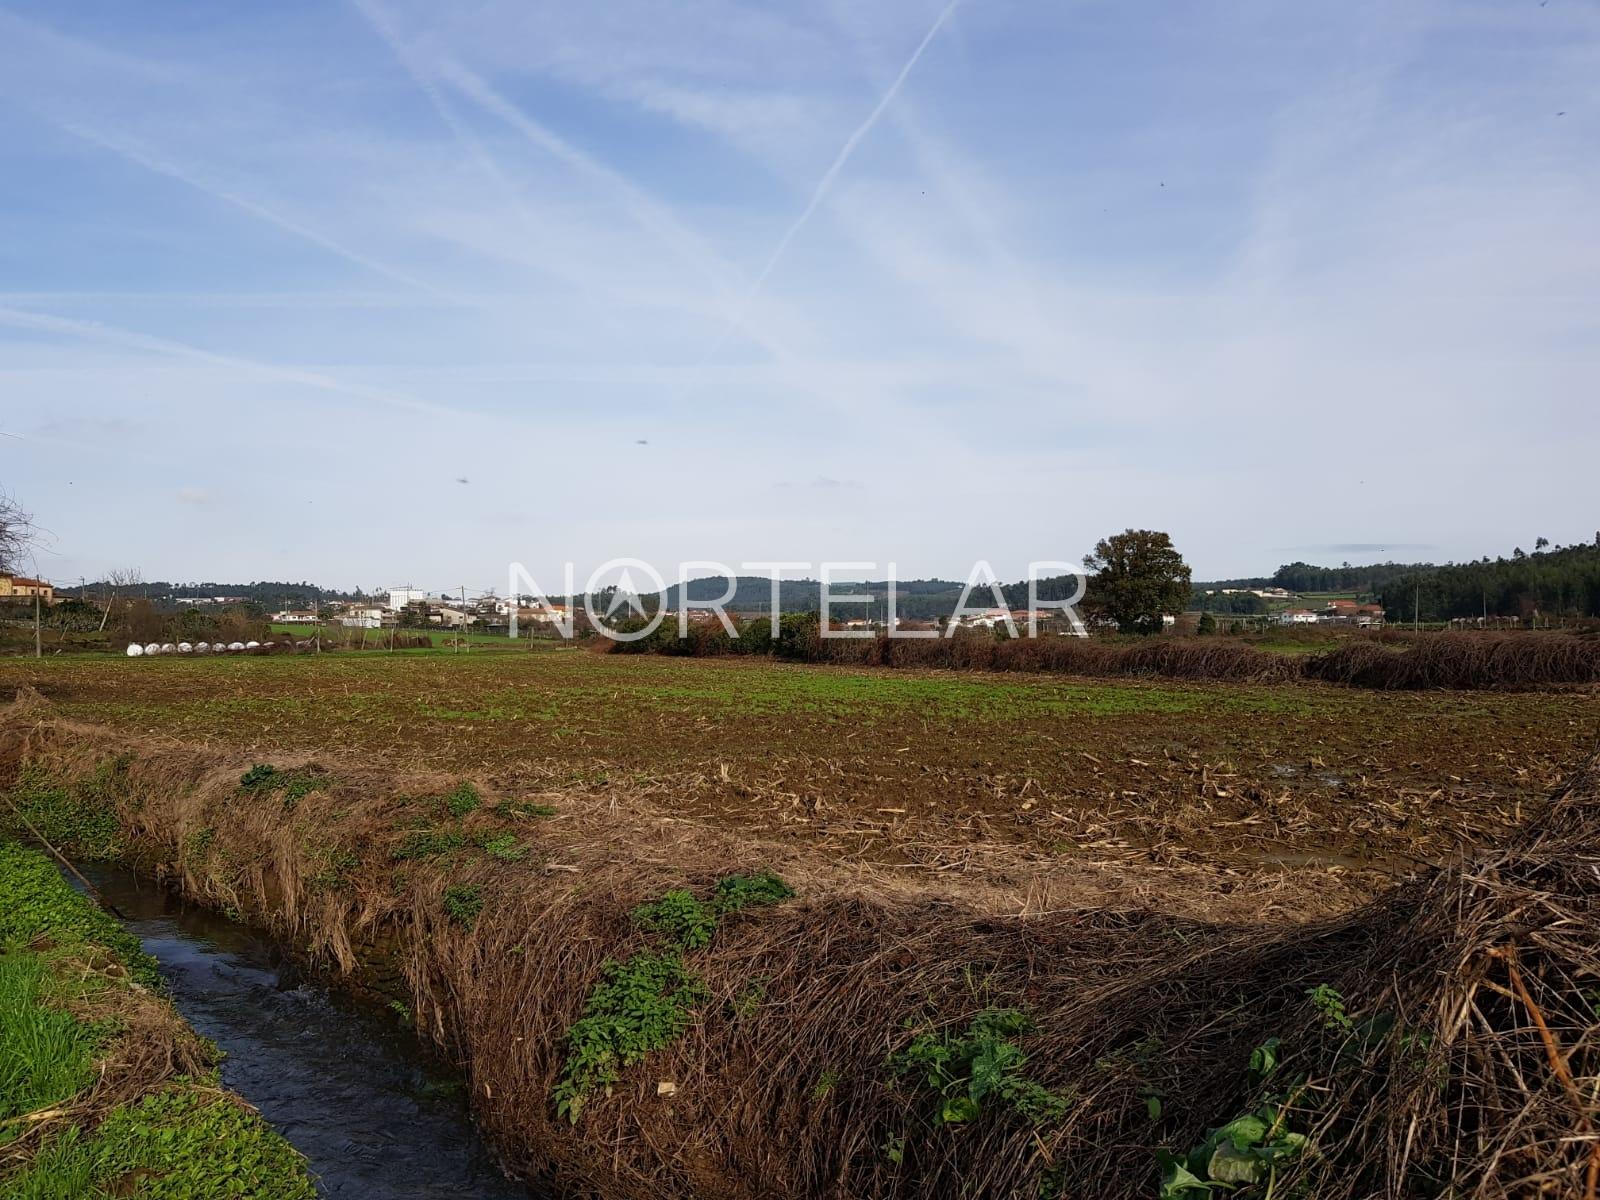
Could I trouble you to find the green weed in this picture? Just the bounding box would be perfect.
[631,891,717,949]
[444,783,481,819]
[5,1083,317,1199]
[237,764,331,811]
[1157,1037,1307,1199]
[631,870,794,951]
[728,978,767,1020]
[443,884,483,928]
[712,871,795,912]
[552,950,708,1123]
[308,846,360,890]
[554,871,795,1121]
[0,842,160,989]
[811,1068,840,1100]
[889,1008,1073,1126]
[392,828,466,861]
[475,833,526,862]
[1307,983,1353,1033]
[3,763,124,859]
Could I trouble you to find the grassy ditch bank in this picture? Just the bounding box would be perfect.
[3,696,1597,1199]
[0,838,317,1199]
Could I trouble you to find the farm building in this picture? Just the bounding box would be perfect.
[0,574,53,601]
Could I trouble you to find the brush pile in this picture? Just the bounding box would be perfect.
[805,629,1297,682]
[615,618,1600,690]
[1306,632,1600,689]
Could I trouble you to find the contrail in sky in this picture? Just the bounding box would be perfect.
[0,306,456,417]
[55,120,466,307]
[715,0,963,349]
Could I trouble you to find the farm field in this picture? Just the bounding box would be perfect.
[4,644,1599,1198]
[4,645,1592,905]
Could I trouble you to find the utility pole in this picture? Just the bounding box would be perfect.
[34,590,42,657]
[458,585,467,654]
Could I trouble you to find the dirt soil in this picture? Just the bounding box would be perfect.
[4,648,1595,919]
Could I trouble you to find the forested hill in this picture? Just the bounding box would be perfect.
[663,575,1083,619]
[55,581,370,608]
[1378,541,1600,621]
[1269,561,1435,593]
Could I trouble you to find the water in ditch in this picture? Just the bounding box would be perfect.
[72,861,531,1199]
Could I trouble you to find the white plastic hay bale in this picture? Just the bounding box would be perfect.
[228,641,245,652]
[245,640,260,650]
[126,643,144,657]
[144,642,161,656]
[178,642,193,654]
[195,642,210,654]
[161,643,177,655]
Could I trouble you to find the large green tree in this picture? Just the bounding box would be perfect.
[1084,529,1193,634]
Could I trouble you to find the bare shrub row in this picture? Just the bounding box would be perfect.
[605,617,1600,689]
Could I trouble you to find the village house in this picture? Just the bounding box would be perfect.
[0,574,54,602]
[1279,608,1320,625]
[515,603,571,625]
[959,607,1014,628]
[1322,599,1386,626]
[272,609,318,624]
[336,604,389,629]
[434,607,475,628]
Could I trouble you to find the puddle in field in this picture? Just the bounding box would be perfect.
[69,861,531,1199]
[1268,762,1346,788]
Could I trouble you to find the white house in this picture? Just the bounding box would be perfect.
[273,610,318,624]
[338,606,386,629]
[1278,608,1320,625]
[387,588,429,612]
[515,604,570,625]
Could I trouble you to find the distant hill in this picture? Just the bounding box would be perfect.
[1269,561,1435,594]
[658,574,1082,620]
[56,580,370,610]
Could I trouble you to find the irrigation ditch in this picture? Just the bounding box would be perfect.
[66,859,529,1197]
[3,687,1597,1199]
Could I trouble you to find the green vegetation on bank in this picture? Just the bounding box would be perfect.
[0,839,318,1198]
[3,761,129,862]
[889,1008,1072,1127]
[553,871,795,1121]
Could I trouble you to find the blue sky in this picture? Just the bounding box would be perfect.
[1,0,1596,591]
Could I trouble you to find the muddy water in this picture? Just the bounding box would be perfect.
[72,862,531,1199]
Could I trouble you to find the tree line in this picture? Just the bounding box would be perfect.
[1378,539,1600,622]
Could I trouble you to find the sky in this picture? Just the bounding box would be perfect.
[0,0,1596,592]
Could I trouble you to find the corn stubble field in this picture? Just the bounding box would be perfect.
[2,641,1598,1198]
